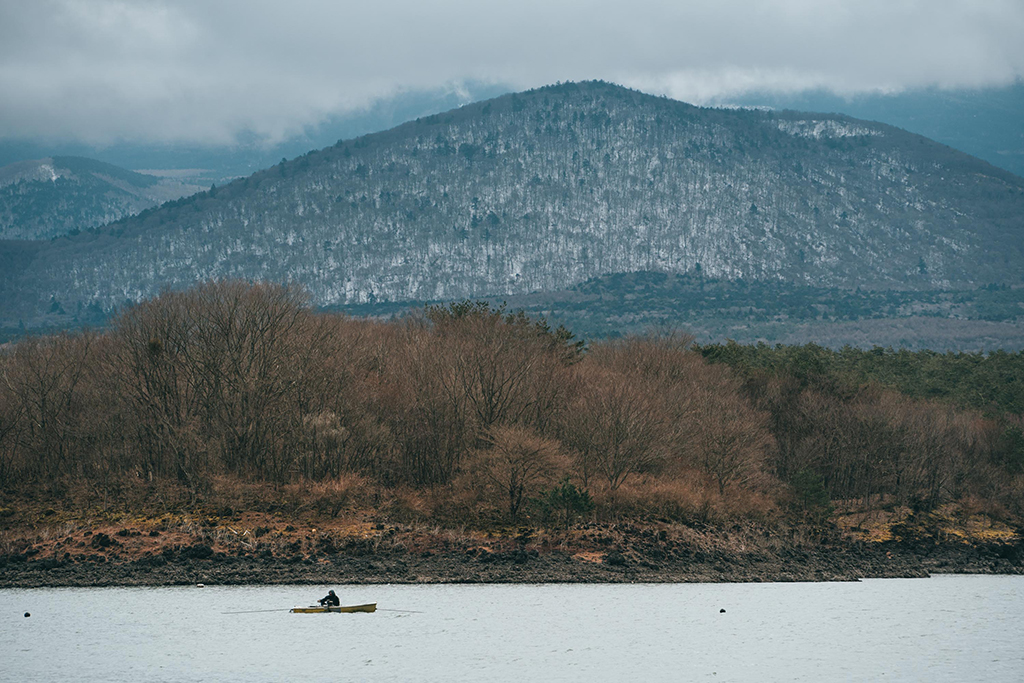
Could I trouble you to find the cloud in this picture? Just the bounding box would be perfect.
[1,0,1021,145]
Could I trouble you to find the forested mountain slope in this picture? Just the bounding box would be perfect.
[2,81,1023,324]
[0,156,201,240]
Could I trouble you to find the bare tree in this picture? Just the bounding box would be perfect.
[477,424,563,521]
[689,384,773,494]
[1,332,98,482]
[110,289,208,490]
[0,354,28,487]
[430,303,575,441]
[561,366,666,491]
[384,321,471,486]
[189,281,310,480]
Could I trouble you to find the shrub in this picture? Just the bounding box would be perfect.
[536,477,594,529]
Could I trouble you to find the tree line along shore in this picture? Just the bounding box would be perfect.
[1,280,1022,584]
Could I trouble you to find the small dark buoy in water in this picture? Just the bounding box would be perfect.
[719,609,726,613]
[24,612,30,618]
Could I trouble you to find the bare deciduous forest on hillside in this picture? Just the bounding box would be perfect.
[2,280,1022,535]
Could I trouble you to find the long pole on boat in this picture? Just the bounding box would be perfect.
[221,607,423,614]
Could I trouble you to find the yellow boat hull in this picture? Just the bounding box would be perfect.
[290,603,377,614]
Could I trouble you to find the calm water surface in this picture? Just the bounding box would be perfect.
[2,576,1021,682]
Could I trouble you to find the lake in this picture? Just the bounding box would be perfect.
[2,576,1021,682]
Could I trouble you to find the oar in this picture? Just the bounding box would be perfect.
[221,606,424,615]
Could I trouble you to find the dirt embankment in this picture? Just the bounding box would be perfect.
[2,509,1022,588]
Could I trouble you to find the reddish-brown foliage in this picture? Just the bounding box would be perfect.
[0,281,1019,525]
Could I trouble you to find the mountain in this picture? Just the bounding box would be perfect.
[2,81,1023,330]
[0,156,203,240]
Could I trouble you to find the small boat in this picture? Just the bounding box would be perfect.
[290,603,377,614]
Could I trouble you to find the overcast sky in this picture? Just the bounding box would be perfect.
[1,0,1022,146]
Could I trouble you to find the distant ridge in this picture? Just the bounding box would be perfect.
[0,156,202,240]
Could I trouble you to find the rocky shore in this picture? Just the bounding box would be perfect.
[3,525,1021,588]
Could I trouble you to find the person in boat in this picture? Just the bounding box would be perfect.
[318,590,340,607]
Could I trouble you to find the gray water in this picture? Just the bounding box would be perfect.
[1,576,1021,682]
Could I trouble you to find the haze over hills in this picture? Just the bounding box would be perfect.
[720,81,1024,180]
[0,83,512,185]
[0,156,202,240]
[1,81,1023,344]
[2,82,1022,183]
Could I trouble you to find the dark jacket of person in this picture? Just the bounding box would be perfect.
[319,591,340,607]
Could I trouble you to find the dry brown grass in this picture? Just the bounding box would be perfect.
[587,472,780,527]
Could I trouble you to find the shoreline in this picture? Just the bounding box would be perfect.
[4,506,1021,589]
[3,540,1021,588]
